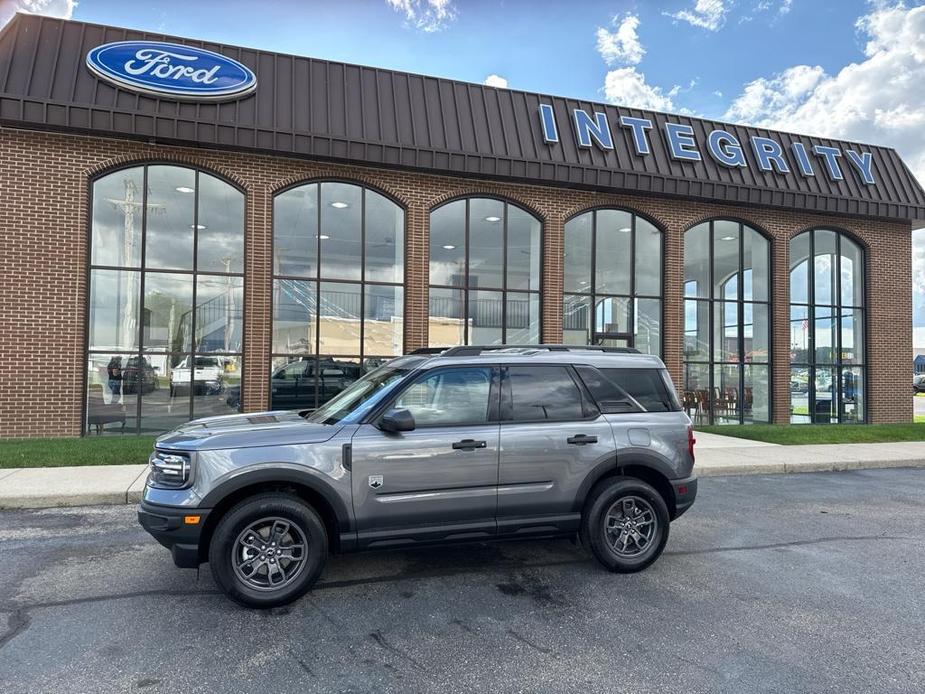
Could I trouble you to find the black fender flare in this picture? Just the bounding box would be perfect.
[199,464,353,534]
[572,449,677,512]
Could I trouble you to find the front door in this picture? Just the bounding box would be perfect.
[349,365,501,549]
[497,364,616,536]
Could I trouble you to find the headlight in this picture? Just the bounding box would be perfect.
[148,450,192,489]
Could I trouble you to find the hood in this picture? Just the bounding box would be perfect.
[155,410,343,451]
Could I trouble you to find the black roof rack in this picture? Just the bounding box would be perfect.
[423,345,641,357]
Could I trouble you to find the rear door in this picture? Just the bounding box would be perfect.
[349,365,501,549]
[496,364,616,536]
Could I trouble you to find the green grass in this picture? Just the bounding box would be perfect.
[0,436,157,469]
[697,423,925,445]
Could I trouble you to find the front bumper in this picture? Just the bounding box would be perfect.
[670,475,698,519]
[138,500,212,568]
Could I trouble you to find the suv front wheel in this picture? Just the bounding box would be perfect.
[209,493,328,608]
[582,478,670,573]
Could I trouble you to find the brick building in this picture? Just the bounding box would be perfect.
[0,14,922,438]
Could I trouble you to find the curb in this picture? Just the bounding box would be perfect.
[0,465,148,510]
[696,458,925,477]
[0,458,923,510]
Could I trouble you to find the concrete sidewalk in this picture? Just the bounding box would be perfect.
[1,439,924,509]
[0,464,148,509]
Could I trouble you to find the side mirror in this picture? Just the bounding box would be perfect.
[379,408,415,433]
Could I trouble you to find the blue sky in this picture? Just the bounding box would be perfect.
[3,0,925,347]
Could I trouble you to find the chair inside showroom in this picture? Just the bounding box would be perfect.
[86,384,126,435]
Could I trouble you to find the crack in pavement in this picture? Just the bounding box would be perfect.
[664,535,906,556]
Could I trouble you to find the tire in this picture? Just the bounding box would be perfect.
[208,493,328,608]
[581,477,670,573]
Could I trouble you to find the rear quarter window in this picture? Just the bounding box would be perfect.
[576,366,681,413]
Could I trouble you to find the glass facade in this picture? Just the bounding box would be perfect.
[428,198,541,346]
[562,209,662,354]
[272,182,404,411]
[86,165,245,434]
[683,220,770,424]
[789,230,865,423]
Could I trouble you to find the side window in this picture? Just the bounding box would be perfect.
[577,366,680,413]
[394,367,492,426]
[277,361,308,380]
[507,366,586,422]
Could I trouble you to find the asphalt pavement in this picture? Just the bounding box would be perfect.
[1,469,924,693]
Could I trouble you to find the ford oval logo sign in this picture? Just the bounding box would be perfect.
[86,41,257,101]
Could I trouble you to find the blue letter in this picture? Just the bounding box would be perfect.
[707,130,746,167]
[665,123,701,161]
[813,145,844,181]
[573,109,614,150]
[619,116,653,155]
[538,103,559,143]
[791,142,815,177]
[750,137,790,173]
[845,149,875,184]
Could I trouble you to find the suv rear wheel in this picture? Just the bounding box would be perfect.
[582,478,669,573]
[208,493,327,608]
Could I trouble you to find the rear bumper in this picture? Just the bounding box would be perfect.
[670,475,698,520]
[138,500,211,568]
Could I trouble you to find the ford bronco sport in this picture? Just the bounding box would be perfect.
[138,345,697,608]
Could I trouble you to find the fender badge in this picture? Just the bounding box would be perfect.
[368,475,383,489]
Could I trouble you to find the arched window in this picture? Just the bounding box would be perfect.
[562,209,662,355]
[789,230,865,423]
[86,164,245,434]
[683,220,770,424]
[428,198,541,346]
[271,181,404,411]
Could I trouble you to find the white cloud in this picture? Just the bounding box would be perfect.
[596,13,645,66]
[0,0,76,27]
[483,74,508,89]
[721,3,925,186]
[664,0,729,31]
[603,67,681,112]
[386,0,456,32]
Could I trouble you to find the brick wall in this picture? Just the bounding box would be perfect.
[0,127,913,437]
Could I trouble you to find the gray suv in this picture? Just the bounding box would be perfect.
[139,345,697,608]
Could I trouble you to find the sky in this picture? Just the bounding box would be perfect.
[2,0,924,348]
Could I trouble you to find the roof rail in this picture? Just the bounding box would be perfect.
[408,347,448,355]
[436,344,642,357]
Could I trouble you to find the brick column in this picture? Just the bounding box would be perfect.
[542,210,564,343]
[771,232,791,424]
[662,221,684,387]
[242,182,271,413]
[866,228,913,423]
[404,202,428,352]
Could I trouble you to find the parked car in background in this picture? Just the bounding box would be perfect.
[139,345,697,608]
[170,356,224,397]
[225,358,364,413]
[122,356,159,395]
[914,374,925,393]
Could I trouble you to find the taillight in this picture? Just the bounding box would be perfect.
[687,425,696,463]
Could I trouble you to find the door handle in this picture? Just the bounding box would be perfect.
[452,439,487,450]
[567,434,598,445]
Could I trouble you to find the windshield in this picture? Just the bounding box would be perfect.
[306,357,424,425]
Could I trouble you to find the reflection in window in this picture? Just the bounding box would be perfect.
[395,367,492,426]
[428,198,541,346]
[789,230,865,423]
[683,220,770,425]
[272,182,404,411]
[87,165,245,434]
[562,209,662,355]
